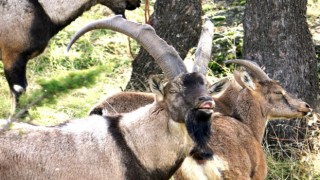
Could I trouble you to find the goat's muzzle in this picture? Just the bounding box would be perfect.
[197,98,215,115]
[295,101,312,117]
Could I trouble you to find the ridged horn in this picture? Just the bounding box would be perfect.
[67,15,188,80]
[192,17,214,75]
[225,59,270,81]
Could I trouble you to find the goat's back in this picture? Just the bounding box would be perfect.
[0,116,126,179]
[89,92,155,115]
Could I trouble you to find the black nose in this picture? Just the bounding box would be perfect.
[305,103,311,109]
[198,96,212,102]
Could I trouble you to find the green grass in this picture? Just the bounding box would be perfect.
[264,113,320,179]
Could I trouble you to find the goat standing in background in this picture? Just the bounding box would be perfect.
[0,16,215,179]
[0,0,141,113]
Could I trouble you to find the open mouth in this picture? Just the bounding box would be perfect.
[197,101,215,114]
[304,111,313,117]
[298,108,313,117]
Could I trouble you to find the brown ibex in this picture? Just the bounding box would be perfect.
[0,0,141,113]
[174,60,312,180]
[0,16,215,179]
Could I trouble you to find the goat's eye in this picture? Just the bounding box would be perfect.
[169,89,176,93]
[274,91,282,95]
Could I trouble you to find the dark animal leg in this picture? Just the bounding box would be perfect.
[4,54,28,114]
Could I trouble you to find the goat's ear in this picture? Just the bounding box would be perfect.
[208,78,230,96]
[149,76,165,102]
[234,70,256,91]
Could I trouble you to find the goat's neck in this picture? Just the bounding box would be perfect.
[214,82,241,116]
[215,91,238,115]
[119,103,192,178]
[233,91,268,143]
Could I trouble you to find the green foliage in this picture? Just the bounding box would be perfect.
[239,0,246,6]
[201,2,245,77]
[212,15,226,21]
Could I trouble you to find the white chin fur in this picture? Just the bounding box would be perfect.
[13,85,24,93]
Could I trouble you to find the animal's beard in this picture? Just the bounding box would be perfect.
[185,109,213,160]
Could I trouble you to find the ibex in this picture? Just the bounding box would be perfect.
[174,60,312,180]
[0,0,141,113]
[0,16,215,179]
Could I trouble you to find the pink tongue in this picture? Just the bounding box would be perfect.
[201,102,211,108]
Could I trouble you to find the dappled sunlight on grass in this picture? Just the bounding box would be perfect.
[17,64,131,124]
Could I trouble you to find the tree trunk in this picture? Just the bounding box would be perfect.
[243,0,319,157]
[125,0,202,91]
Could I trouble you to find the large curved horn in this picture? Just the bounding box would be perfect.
[225,59,270,81]
[67,15,188,80]
[192,17,214,75]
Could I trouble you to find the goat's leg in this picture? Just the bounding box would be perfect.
[251,157,267,180]
[3,51,28,114]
